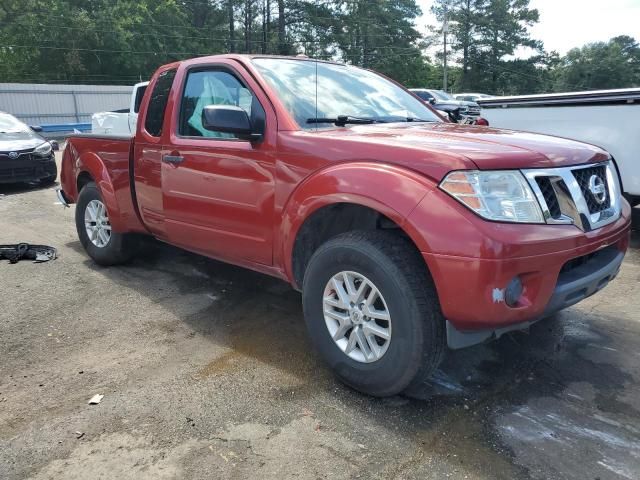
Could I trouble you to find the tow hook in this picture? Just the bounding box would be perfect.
[56,189,70,208]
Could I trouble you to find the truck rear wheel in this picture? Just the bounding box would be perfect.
[302,230,445,397]
[75,182,137,266]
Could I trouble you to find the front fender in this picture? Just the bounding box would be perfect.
[277,162,438,282]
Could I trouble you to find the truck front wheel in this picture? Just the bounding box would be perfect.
[75,182,137,266]
[302,231,445,397]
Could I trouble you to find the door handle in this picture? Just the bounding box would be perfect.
[162,155,184,164]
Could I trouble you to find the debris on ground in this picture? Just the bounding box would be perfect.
[75,431,84,439]
[88,394,104,405]
[0,244,57,264]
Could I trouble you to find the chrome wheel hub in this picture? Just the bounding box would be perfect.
[84,199,111,248]
[323,271,392,363]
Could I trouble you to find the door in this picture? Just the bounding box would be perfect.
[133,68,176,238]
[161,66,276,266]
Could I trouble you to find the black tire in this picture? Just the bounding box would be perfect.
[302,230,445,397]
[75,182,137,266]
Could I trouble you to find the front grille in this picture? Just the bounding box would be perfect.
[0,151,53,182]
[0,149,34,162]
[523,161,620,232]
[573,165,610,213]
[535,177,561,218]
[0,166,37,180]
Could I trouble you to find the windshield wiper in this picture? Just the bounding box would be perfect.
[306,115,388,127]
[404,117,437,123]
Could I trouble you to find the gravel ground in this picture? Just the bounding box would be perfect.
[1,154,639,479]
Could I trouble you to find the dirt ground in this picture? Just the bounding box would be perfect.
[1,154,639,479]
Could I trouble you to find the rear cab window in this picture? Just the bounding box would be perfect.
[133,85,148,114]
[144,69,176,137]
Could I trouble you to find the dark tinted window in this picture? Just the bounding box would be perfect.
[133,84,148,114]
[413,91,433,101]
[144,70,176,137]
[179,70,256,138]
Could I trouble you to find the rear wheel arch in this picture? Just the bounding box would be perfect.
[74,153,124,231]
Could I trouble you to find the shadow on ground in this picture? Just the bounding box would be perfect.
[0,181,58,197]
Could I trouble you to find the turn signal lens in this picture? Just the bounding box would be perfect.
[440,170,544,223]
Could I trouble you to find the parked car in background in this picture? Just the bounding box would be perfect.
[478,88,640,206]
[455,93,494,102]
[91,81,149,136]
[409,88,481,121]
[0,111,57,185]
[59,55,630,398]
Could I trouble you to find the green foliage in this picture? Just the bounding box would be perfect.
[553,36,640,91]
[0,0,638,93]
[0,0,434,86]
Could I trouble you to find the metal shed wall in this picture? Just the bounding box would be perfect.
[0,83,133,125]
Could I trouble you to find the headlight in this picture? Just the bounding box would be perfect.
[34,142,52,157]
[440,170,544,223]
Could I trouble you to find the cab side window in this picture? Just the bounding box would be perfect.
[179,69,261,139]
[144,69,176,137]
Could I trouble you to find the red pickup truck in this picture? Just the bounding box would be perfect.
[58,55,631,397]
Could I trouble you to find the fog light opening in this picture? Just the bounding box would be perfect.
[505,276,523,307]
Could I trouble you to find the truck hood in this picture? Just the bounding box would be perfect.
[313,122,609,175]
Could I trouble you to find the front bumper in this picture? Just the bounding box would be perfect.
[418,198,631,349]
[0,154,56,183]
[444,244,626,349]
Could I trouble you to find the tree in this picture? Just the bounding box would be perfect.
[553,36,640,91]
[431,0,541,94]
[431,0,489,91]
[328,0,432,85]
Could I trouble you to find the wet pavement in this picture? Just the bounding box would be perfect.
[1,160,639,479]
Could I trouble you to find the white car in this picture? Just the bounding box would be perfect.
[91,81,148,136]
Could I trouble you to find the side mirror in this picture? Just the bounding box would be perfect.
[428,98,437,105]
[202,105,261,141]
[30,125,43,133]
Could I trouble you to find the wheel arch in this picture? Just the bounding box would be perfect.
[279,162,438,289]
[74,152,126,232]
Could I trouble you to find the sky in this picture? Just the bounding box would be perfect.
[416,0,640,56]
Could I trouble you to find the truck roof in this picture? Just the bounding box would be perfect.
[160,54,348,71]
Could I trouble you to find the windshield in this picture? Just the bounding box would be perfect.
[431,90,454,101]
[0,113,29,133]
[252,58,441,129]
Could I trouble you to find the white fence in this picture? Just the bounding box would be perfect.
[0,83,134,126]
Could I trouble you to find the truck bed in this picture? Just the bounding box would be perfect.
[60,134,145,233]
